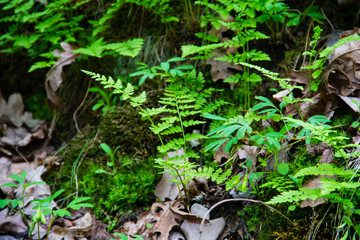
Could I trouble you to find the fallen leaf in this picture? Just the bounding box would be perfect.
[206,48,243,89]
[238,145,259,171]
[181,217,225,240]
[0,93,43,130]
[45,42,80,108]
[122,201,205,239]
[213,141,230,163]
[52,213,92,238]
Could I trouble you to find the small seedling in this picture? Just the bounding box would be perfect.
[100,143,121,167]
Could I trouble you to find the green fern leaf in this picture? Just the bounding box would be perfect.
[181,43,223,58]
[105,38,144,57]
[28,60,56,72]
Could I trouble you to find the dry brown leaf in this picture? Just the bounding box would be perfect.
[238,145,259,171]
[206,48,243,89]
[181,217,225,240]
[0,93,43,130]
[51,213,92,238]
[122,201,205,239]
[209,15,237,42]
[0,126,45,147]
[0,208,28,233]
[45,42,80,108]
[213,140,230,163]
[289,69,312,97]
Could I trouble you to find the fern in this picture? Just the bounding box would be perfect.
[267,164,360,205]
[295,164,356,178]
[83,59,228,205]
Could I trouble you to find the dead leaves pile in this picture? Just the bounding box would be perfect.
[283,28,360,119]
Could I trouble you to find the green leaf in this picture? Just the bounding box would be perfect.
[160,62,170,72]
[203,113,227,121]
[167,57,186,62]
[100,143,112,155]
[25,181,46,188]
[205,138,229,152]
[104,38,144,57]
[55,209,72,217]
[277,163,289,175]
[0,199,11,208]
[0,183,19,188]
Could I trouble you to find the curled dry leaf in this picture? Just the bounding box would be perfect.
[323,28,360,110]
[45,42,80,108]
[0,93,43,130]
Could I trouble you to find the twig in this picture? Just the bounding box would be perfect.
[198,198,296,239]
[73,81,91,135]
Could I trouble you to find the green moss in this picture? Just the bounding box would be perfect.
[44,123,160,231]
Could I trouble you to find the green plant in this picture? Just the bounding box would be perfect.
[89,87,119,114]
[0,171,92,240]
[301,26,360,94]
[31,189,92,240]
[257,0,324,42]
[0,171,45,236]
[0,0,145,72]
[100,142,121,167]
[82,57,230,205]
[266,163,360,237]
[183,0,271,109]
[111,233,143,240]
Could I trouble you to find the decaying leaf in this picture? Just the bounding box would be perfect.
[238,145,260,171]
[0,208,28,234]
[206,48,243,89]
[289,69,312,97]
[45,42,80,108]
[204,16,243,89]
[50,212,93,239]
[0,93,43,130]
[121,201,206,239]
[180,203,225,240]
[213,141,230,163]
[181,217,225,240]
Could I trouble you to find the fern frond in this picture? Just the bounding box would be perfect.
[182,120,206,127]
[150,117,177,134]
[130,91,146,107]
[139,106,167,117]
[266,190,317,205]
[185,133,207,141]
[105,38,144,57]
[181,43,223,58]
[157,138,185,153]
[28,60,56,72]
[161,126,183,135]
[295,164,355,178]
[122,83,135,100]
[180,110,202,117]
